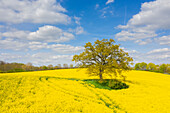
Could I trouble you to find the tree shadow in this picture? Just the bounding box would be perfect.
[39,76,129,90]
[83,79,129,90]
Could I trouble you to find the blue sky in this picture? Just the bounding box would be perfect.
[0,0,169,66]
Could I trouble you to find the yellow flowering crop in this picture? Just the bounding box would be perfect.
[0,69,170,113]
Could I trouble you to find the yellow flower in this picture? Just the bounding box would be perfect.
[0,69,170,113]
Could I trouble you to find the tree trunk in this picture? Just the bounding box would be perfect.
[99,68,103,80]
[99,73,103,80]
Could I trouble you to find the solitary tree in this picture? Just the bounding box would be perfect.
[72,39,133,80]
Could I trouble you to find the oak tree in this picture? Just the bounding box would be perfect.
[72,39,133,80]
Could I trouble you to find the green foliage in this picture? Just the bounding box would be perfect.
[7,69,25,73]
[135,62,170,74]
[135,63,140,70]
[159,64,168,73]
[147,63,156,71]
[0,60,77,73]
[42,66,48,70]
[134,62,147,70]
[140,62,147,70]
[84,79,111,90]
[48,64,54,70]
[108,79,129,89]
[72,39,133,80]
[84,79,129,90]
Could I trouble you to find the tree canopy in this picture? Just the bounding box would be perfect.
[146,63,156,71]
[72,39,133,80]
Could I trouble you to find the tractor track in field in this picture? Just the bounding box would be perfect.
[83,83,126,112]
[39,77,102,104]
[39,76,126,112]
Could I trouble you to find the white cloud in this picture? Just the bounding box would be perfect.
[100,6,110,18]
[29,42,48,50]
[0,38,84,54]
[154,35,170,45]
[2,30,29,39]
[106,0,114,5]
[115,30,156,41]
[128,0,170,29]
[146,48,170,60]
[0,38,27,51]
[1,25,75,43]
[147,48,170,54]
[130,48,170,64]
[0,53,22,60]
[115,0,170,45]
[49,44,84,53]
[0,0,70,24]
[75,26,85,35]
[120,47,138,53]
[31,53,74,65]
[28,26,74,42]
[0,25,84,53]
[29,43,84,54]
[135,39,152,45]
[68,26,85,35]
[0,52,75,66]
[74,16,81,25]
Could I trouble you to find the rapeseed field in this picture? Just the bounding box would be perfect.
[0,69,170,113]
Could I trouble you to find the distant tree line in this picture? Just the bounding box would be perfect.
[0,60,169,74]
[0,61,76,73]
[134,62,170,74]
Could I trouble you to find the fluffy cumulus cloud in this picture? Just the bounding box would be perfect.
[0,1,85,66]
[0,0,70,24]
[0,25,84,53]
[115,0,170,45]
[0,38,28,51]
[2,30,29,39]
[0,39,84,54]
[106,0,114,5]
[1,25,75,43]
[28,26,74,42]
